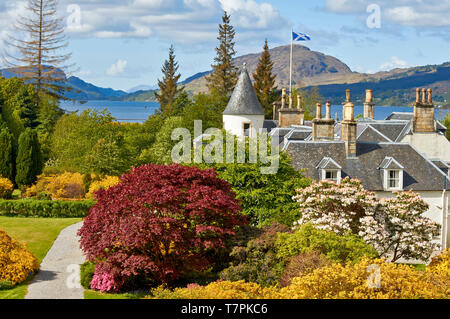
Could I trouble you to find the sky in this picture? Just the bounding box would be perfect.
[1,0,449,91]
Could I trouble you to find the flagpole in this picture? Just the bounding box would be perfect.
[290,28,293,96]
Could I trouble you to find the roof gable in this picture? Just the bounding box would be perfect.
[377,157,404,170]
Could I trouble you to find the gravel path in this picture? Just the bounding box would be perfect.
[25,222,86,299]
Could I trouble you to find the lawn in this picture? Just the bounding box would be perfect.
[84,290,145,299]
[0,216,82,299]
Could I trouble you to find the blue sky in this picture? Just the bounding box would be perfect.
[1,0,449,91]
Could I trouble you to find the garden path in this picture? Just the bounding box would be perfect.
[25,222,86,299]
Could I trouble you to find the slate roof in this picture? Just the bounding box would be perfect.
[263,120,278,132]
[431,159,449,176]
[284,141,450,191]
[223,65,265,116]
[385,112,447,131]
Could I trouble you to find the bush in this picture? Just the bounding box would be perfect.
[427,249,450,295]
[86,176,120,199]
[0,177,14,199]
[279,258,447,299]
[276,224,379,264]
[220,223,291,287]
[0,230,39,286]
[25,172,86,200]
[16,128,42,187]
[80,261,96,289]
[279,252,331,287]
[78,164,247,292]
[0,199,94,218]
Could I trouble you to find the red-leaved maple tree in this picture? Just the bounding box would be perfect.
[78,164,247,292]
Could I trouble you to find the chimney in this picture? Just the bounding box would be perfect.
[341,89,357,157]
[297,95,305,125]
[363,89,375,120]
[413,88,435,133]
[312,102,335,141]
[279,88,304,127]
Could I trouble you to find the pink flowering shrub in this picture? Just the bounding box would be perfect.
[78,164,247,292]
[294,178,441,262]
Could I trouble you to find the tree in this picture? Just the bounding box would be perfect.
[253,39,278,118]
[443,113,450,141]
[294,178,441,262]
[206,11,238,99]
[4,0,74,100]
[0,127,14,182]
[155,45,183,116]
[15,128,42,187]
[78,164,247,291]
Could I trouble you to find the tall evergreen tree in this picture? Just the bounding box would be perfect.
[206,11,238,99]
[0,127,14,181]
[15,128,42,187]
[155,45,183,116]
[253,39,278,118]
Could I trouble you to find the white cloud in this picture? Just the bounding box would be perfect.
[106,59,128,76]
[379,56,408,71]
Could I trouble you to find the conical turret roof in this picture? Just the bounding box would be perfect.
[223,64,265,116]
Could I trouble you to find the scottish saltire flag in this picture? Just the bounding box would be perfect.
[292,32,311,41]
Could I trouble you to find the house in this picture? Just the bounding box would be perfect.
[222,65,450,249]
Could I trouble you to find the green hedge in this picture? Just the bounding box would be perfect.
[0,199,94,218]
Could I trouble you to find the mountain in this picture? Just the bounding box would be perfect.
[0,68,127,101]
[127,85,157,93]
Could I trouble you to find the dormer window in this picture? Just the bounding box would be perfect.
[316,157,342,183]
[378,157,404,191]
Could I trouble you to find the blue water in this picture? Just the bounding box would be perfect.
[60,100,450,123]
[60,100,160,123]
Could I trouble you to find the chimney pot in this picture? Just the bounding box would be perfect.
[289,93,293,109]
[346,89,351,102]
[326,101,331,119]
[281,88,286,108]
[416,88,421,103]
[365,89,373,103]
[297,95,302,110]
[421,88,427,104]
[427,89,432,104]
[316,103,322,119]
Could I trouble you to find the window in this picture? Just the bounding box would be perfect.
[322,169,341,183]
[388,170,400,188]
[243,123,251,138]
[383,169,403,191]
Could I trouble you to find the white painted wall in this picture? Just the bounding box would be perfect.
[401,133,450,162]
[223,115,265,139]
[377,191,450,246]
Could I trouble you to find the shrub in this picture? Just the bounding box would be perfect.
[0,177,14,199]
[279,258,447,299]
[0,199,94,218]
[86,176,120,199]
[220,223,291,287]
[16,128,42,187]
[78,164,247,292]
[148,280,281,299]
[25,172,86,200]
[279,252,331,287]
[0,128,14,182]
[427,249,450,295]
[80,261,96,289]
[276,224,379,264]
[0,230,39,286]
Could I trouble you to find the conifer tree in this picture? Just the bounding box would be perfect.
[4,0,74,100]
[0,127,14,181]
[155,45,183,116]
[206,11,238,99]
[15,128,42,187]
[253,39,278,117]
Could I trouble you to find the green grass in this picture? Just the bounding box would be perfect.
[84,290,148,299]
[0,216,82,299]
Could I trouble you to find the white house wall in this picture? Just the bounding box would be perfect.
[401,133,450,162]
[223,115,265,138]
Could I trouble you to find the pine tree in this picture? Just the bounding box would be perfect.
[0,127,14,181]
[206,11,238,99]
[155,45,183,116]
[4,0,74,100]
[253,39,278,118]
[15,128,42,187]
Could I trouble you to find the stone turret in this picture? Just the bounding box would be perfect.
[413,88,435,133]
[223,64,265,138]
[341,89,357,157]
[312,101,335,141]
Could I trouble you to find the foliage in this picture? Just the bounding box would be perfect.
[294,178,440,262]
[279,258,447,299]
[0,127,14,182]
[0,199,94,218]
[279,252,331,287]
[276,224,378,265]
[220,223,291,287]
[15,128,42,187]
[443,113,450,141]
[0,229,39,286]
[253,39,278,118]
[427,249,450,295]
[80,261,96,289]
[86,176,120,199]
[25,172,85,200]
[148,280,280,299]
[78,164,247,292]
[0,178,14,199]
[155,45,184,116]
[206,11,238,99]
